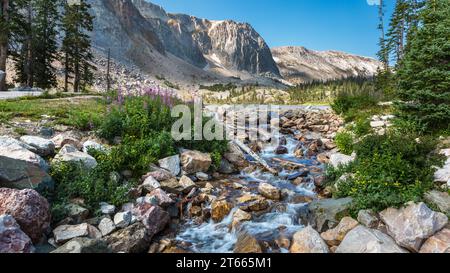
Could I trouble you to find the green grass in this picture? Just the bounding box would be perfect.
[0,96,106,129]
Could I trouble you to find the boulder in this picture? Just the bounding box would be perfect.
[51,132,82,150]
[143,168,174,182]
[274,146,288,155]
[424,190,450,215]
[160,178,183,194]
[19,136,55,157]
[0,188,51,243]
[379,202,448,252]
[51,237,111,253]
[218,159,236,174]
[0,135,38,153]
[65,203,89,224]
[419,229,450,253]
[320,217,359,246]
[224,142,248,168]
[147,188,174,207]
[99,202,116,215]
[132,203,170,238]
[82,140,106,154]
[234,231,263,253]
[258,183,281,200]
[0,215,34,253]
[105,222,150,253]
[289,226,329,253]
[178,175,196,193]
[98,218,116,236]
[329,153,355,168]
[0,139,51,189]
[357,209,379,228]
[53,223,101,244]
[211,199,233,222]
[141,176,161,193]
[180,150,212,174]
[231,209,252,229]
[113,211,132,229]
[53,144,98,170]
[158,155,181,176]
[195,172,210,181]
[307,197,353,232]
[434,149,450,183]
[335,225,407,253]
[237,194,269,212]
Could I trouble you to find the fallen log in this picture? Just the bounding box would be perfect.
[232,139,278,175]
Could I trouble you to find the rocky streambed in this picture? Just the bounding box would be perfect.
[1,106,449,253]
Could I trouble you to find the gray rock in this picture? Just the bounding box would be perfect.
[147,188,174,207]
[419,228,450,253]
[105,222,150,253]
[53,144,98,170]
[99,202,116,215]
[158,155,181,176]
[0,215,34,253]
[141,176,161,193]
[424,190,450,215]
[0,136,37,153]
[19,135,55,156]
[51,237,112,253]
[113,211,132,229]
[65,203,89,224]
[357,209,379,228]
[218,158,236,174]
[195,172,210,181]
[335,225,407,253]
[290,226,329,253]
[53,223,101,244]
[98,218,116,236]
[307,197,353,232]
[379,202,448,252]
[51,132,82,150]
[0,140,51,189]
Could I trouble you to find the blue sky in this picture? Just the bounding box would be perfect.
[149,0,395,58]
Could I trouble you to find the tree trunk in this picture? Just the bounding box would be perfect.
[106,48,111,92]
[73,60,79,93]
[64,52,69,92]
[0,0,9,91]
[25,2,33,87]
[379,0,389,70]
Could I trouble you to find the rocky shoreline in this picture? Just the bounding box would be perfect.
[0,107,449,253]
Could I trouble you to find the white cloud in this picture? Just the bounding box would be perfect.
[367,0,381,5]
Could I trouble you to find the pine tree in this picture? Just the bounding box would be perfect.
[0,0,9,91]
[32,0,59,89]
[377,0,389,71]
[395,0,450,132]
[61,0,94,93]
[13,0,34,87]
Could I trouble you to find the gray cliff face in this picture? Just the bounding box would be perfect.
[271,46,382,84]
[90,0,280,78]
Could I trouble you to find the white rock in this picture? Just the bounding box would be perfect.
[0,135,37,153]
[195,172,209,181]
[98,218,116,236]
[379,202,448,252]
[53,223,100,244]
[329,153,355,168]
[370,121,385,128]
[336,225,407,253]
[82,140,106,154]
[113,211,132,229]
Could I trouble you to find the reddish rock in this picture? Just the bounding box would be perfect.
[0,215,34,253]
[133,203,170,238]
[0,188,51,243]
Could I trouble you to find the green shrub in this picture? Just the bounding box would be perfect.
[329,132,442,214]
[352,117,372,137]
[335,132,354,155]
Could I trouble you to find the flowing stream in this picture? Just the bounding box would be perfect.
[175,109,326,252]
